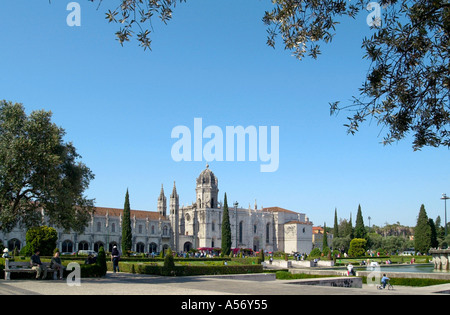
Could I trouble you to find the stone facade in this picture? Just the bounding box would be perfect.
[0,166,313,255]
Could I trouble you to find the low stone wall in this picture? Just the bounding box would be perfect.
[286,276,362,288]
[290,268,348,277]
[199,273,276,281]
[263,259,334,269]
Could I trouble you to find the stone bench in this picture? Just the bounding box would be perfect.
[4,259,58,280]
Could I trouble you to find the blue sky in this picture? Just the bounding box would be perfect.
[1,0,449,228]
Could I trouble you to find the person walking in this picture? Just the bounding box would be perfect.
[111,246,120,273]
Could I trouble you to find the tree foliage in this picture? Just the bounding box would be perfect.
[221,193,232,256]
[97,246,107,276]
[333,208,339,238]
[22,226,58,256]
[121,189,132,253]
[348,238,367,257]
[354,204,367,239]
[414,204,432,253]
[0,101,94,233]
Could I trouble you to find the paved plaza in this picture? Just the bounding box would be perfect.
[1,272,449,296]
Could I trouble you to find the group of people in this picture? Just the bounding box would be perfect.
[2,245,122,280]
[30,249,65,280]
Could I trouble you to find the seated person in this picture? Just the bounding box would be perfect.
[51,251,65,280]
[30,249,47,280]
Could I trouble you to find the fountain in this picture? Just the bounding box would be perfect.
[430,249,450,270]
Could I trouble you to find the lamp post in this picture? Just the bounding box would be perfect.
[441,193,449,236]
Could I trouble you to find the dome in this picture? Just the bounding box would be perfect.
[196,164,218,186]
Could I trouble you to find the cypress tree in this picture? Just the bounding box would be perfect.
[221,193,232,256]
[343,213,354,239]
[355,204,366,239]
[333,208,339,238]
[121,189,132,254]
[429,218,438,248]
[97,246,107,276]
[415,204,432,254]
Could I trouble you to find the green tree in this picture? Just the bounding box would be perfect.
[348,238,367,257]
[97,246,107,276]
[354,204,366,239]
[332,236,351,254]
[0,101,94,233]
[333,208,339,238]
[22,226,58,256]
[414,204,432,254]
[121,189,132,254]
[429,218,439,249]
[265,0,450,150]
[340,215,354,239]
[164,247,175,269]
[221,193,232,256]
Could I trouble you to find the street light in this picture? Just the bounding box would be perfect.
[441,193,449,236]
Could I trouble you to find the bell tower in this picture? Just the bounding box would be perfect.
[195,164,219,209]
[157,184,167,217]
[170,181,179,251]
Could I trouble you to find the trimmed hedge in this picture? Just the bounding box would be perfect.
[360,276,450,287]
[107,262,263,277]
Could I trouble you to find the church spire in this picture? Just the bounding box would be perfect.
[157,184,167,217]
[171,181,178,198]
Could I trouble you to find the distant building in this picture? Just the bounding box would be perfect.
[1,165,313,255]
[312,226,333,250]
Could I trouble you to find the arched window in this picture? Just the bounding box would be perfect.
[97,221,101,232]
[151,225,155,234]
[266,223,270,244]
[149,242,157,253]
[78,241,89,251]
[183,242,193,252]
[163,225,168,236]
[94,241,104,252]
[8,239,21,251]
[139,225,143,234]
[111,223,116,233]
[62,240,73,253]
[136,242,145,253]
[212,221,215,231]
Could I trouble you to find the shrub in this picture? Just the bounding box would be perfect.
[349,238,367,257]
[164,248,175,269]
[96,246,107,276]
[309,248,322,258]
[21,226,58,256]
